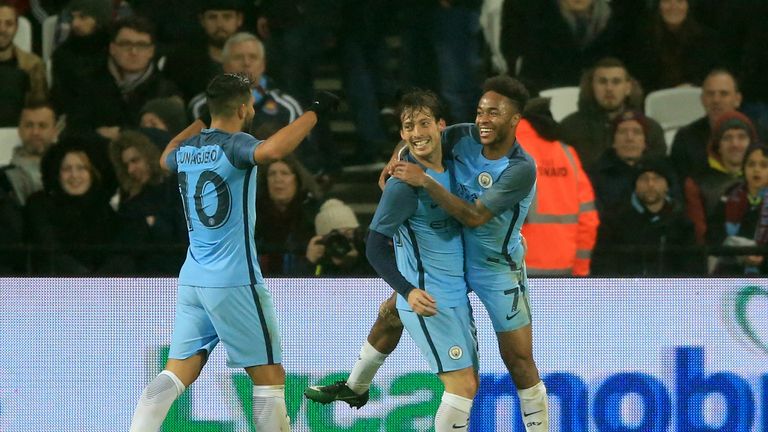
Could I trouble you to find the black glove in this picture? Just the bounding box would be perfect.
[306,91,341,117]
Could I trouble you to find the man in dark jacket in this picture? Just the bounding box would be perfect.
[589,110,662,214]
[187,31,332,176]
[560,57,667,169]
[670,69,768,179]
[67,15,179,135]
[162,0,243,100]
[592,159,701,275]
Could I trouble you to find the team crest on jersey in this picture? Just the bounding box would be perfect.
[477,172,493,189]
[262,100,279,115]
[449,346,463,360]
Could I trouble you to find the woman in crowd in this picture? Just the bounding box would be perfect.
[255,155,319,276]
[627,0,721,92]
[110,130,187,274]
[26,136,118,275]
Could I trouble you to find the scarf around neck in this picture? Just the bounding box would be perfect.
[108,58,155,96]
[559,0,611,48]
[724,182,768,245]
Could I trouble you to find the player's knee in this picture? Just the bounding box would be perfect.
[377,299,403,330]
[246,364,286,386]
[442,368,478,398]
[463,373,479,397]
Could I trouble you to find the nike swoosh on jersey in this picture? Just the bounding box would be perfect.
[506,311,520,320]
[523,409,543,417]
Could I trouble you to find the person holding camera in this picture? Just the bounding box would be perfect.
[302,198,375,276]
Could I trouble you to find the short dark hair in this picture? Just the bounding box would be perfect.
[21,98,57,119]
[593,57,629,73]
[205,73,252,117]
[482,75,529,113]
[111,15,156,43]
[743,143,768,173]
[199,0,244,14]
[396,88,444,126]
[0,1,17,20]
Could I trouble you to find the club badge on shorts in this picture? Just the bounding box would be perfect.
[449,346,463,360]
[477,172,493,189]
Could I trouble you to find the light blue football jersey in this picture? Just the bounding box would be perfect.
[369,156,467,309]
[442,123,536,276]
[167,128,264,287]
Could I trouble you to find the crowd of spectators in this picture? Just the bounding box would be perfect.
[1,0,767,277]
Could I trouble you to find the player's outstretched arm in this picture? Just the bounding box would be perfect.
[391,161,494,227]
[160,118,206,171]
[254,91,340,164]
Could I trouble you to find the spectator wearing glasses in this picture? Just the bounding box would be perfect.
[65,15,179,138]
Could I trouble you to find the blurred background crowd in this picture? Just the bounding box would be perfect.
[0,0,767,277]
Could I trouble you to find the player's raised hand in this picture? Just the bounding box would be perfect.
[307,91,341,117]
[407,288,437,317]
[391,161,429,187]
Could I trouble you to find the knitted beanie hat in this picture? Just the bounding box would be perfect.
[709,111,757,156]
[634,157,675,186]
[315,198,359,236]
[611,110,650,137]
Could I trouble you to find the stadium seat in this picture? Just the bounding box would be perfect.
[42,15,58,64]
[645,87,705,148]
[0,128,20,166]
[12,16,32,52]
[539,86,580,122]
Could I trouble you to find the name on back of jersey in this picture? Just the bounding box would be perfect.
[178,148,220,165]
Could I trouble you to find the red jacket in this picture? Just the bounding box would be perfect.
[517,119,600,276]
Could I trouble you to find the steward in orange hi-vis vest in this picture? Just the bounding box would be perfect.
[517,100,599,276]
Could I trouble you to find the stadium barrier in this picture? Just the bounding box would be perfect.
[1,277,766,431]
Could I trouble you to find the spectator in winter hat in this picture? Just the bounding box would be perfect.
[301,198,374,277]
[685,111,758,244]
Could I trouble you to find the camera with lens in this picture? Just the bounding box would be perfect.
[319,228,367,259]
[320,230,353,259]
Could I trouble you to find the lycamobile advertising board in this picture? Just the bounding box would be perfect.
[1,278,766,431]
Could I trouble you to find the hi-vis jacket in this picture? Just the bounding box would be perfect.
[517,119,600,276]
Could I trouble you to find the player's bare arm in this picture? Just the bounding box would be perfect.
[392,161,494,227]
[254,91,339,164]
[253,111,318,164]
